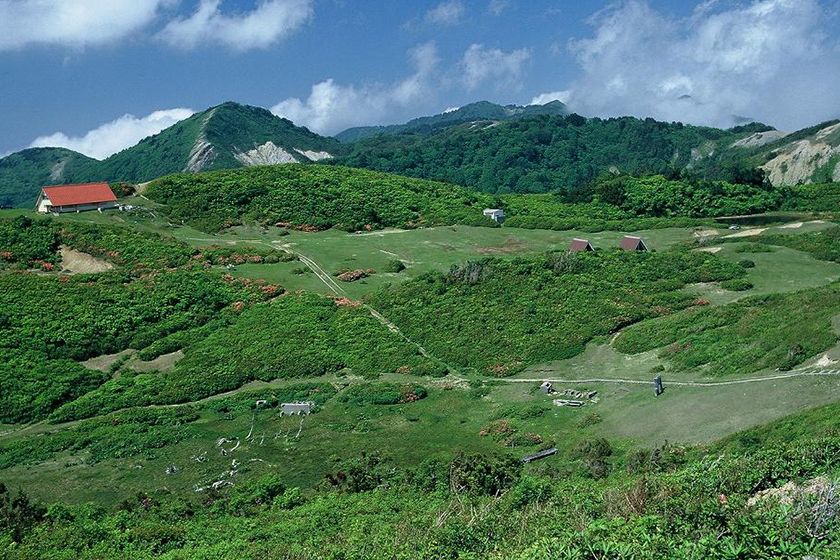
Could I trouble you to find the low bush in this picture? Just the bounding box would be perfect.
[721,278,753,291]
[337,382,427,405]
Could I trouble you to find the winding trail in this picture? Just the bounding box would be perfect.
[276,242,441,364]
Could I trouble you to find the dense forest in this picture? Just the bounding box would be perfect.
[336,114,765,194]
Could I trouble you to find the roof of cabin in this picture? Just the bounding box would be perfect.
[42,183,116,206]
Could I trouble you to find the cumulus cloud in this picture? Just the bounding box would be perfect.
[0,0,168,50]
[459,44,531,91]
[30,108,194,159]
[158,0,312,50]
[530,90,571,105]
[488,0,510,16]
[563,0,840,129]
[426,0,465,25]
[271,42,440,134]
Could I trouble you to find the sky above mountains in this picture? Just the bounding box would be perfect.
[1,0,839,158]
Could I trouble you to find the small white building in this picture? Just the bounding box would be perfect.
[483,208,506,223]
[280,401,315,416]
[36,183,118,214]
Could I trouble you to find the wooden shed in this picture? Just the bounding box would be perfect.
[569,238,594,252]
[619,236,648,252]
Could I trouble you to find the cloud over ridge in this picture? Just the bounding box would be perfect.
[30,108,194,159]
[563,0,840,129]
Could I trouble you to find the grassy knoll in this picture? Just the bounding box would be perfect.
[615,283,840,375]
[368,249,743,376]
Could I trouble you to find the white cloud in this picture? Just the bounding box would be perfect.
[530,90,571,105]
[158,0,312,50]
[488,0,509,16]
[0,0,168,50]
[459,44,531,91]
[272,42,440,134]
[426,0,464,25]
[564,0,840,129]
[30,108,194,159]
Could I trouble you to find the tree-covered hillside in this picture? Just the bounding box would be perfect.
[87,102,341,183]
[335,114,763,194]
[145,164,498,232]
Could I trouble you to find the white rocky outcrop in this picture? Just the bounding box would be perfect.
[294,149,333,161]
[730,130,789,149]
[234,142,299,165]
[761,123,840,186]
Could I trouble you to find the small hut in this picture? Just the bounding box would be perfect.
[540,381,554,394]
[620,236,648,252]
[483,208,506,223]
[569,238,594,252]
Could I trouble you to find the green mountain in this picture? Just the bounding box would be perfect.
[0,148,97,208]
[0,102,341,207]
[334,100,569,142]
[335,113,766,194]
[89,102,341,181]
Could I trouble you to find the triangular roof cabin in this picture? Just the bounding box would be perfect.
[620,236,648,251]
[569,238,594,252]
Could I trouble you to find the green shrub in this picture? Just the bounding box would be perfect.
[369,249,744,375]
[384,259,406,273]
[721,278,753,291]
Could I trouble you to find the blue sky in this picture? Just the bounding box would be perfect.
[1,0,838,158]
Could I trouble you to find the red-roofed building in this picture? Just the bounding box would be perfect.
[569,238,594,252]
[619,235,648,252]
[36,183,118,214]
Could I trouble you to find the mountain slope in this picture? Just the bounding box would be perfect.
[0,148,98,207]
[335,100,569,142]
[335,114,761,194]
[89,102,341,182]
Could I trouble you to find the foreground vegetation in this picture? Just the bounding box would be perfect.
[4,402,840,558]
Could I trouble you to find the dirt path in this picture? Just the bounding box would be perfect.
[504,368,840,388]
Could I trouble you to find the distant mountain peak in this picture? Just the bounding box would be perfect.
[334,100,569,142]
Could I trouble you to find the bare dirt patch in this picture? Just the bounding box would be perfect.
[723,228,768,239]
[129,350,184,372]
[696,246,723,253]
[81,349,134,372]
[778,222,804,229]
[60,246,113,274]
[693,229,720,238]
